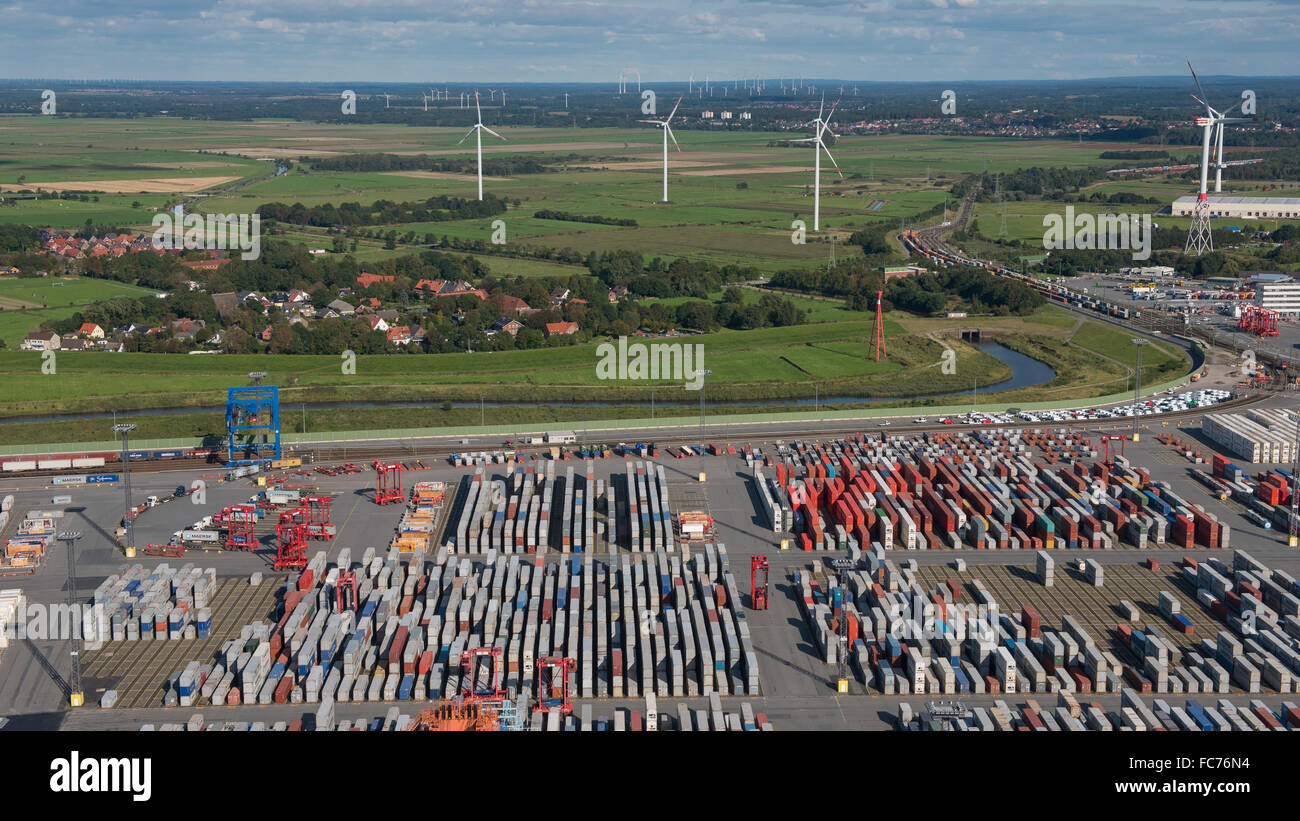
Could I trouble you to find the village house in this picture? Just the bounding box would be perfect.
[356,272,395,288]
[488,316,524,337]
[20,330,59,351]
[544,321,579,338]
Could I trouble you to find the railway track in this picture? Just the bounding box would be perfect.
[3,392,1266,484]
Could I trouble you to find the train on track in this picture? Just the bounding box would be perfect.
[900,229,1139,320]
[1,449,221,475]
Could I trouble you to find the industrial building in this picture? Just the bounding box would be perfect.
[1172,195,1300,220]
[1253,281,1300,315]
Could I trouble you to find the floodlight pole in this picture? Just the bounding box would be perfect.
[1131,339,1148,442]
[114,423,137,557]
[697,370,713,437]
[58,530,85,706]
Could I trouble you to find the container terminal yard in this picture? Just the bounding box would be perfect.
[4,389,1300,734]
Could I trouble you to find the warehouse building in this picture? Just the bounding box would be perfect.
[1253,281,1300,315]
[1172,195,1300,220]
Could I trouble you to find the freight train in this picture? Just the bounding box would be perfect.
[899,230,1140,320]
[0,448,220,475]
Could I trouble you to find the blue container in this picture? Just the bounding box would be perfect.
[1185,699,1214,732]
[885,635,902,659]
[399,673,415,700]
[557,587,568,609]
[951,661,970,694]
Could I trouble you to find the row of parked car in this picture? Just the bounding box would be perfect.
[1015,388,1233,424]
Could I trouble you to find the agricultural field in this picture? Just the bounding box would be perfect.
[0,116,1207,444]
[0,117,1197,271]
[0,275,160,346]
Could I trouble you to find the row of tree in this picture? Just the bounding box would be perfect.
[257,194,508,227]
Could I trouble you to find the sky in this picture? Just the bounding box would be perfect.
[1,0,1298,83]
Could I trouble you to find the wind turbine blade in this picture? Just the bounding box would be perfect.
[666,124,680,152]
[667,96,683,122]
[1187,61,1210,110]
[456,126,477,145]
[1190,93,1207,108]
[480,125,507,141]
[817,92,825,123]
[475,91,482,123]
[636,119,661,125]
[821,143,844,179]
[787,137,817,143]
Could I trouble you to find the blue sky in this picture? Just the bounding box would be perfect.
[1,0,1297,82]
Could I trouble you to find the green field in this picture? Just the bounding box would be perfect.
[0,117,1210,444]
[0,117,1200,271]
[0,276,159,346]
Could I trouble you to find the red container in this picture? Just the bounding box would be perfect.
[1253,705,1283,730]
[1145,558,1160,571]
[273,674,293,704]
[1284,705,1300,728]
[1124,667,1151,693]
[1068,667,1092,694]
[1020,606,1041,638]
[1116,623,1133,646]
[387,625,409,670]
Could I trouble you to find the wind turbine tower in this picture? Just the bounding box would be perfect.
[790,94,843,231]
[639,96,683,203]
[457,92,507,201]
[1185,62,1253,255]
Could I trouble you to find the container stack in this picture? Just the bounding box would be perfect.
[174,543,760,709]
[89,564,217,646]
[0,588,25,659]
[896,694,1294,731]
[5,515,53,567]
[1202,410,1296,464]
[764,429,1259,553]
[449,460,673,554]
[1036,551,1054,587]
[1084,559,1104,587]
[753,467,784,533]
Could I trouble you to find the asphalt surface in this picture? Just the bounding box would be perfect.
[4,408,1300,732]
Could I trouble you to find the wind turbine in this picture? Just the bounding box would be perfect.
[789,94,843,232]
[639,96,683,203]
[382,94,391,108]
[1185,62,1254,255]
[457,91,506,201]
